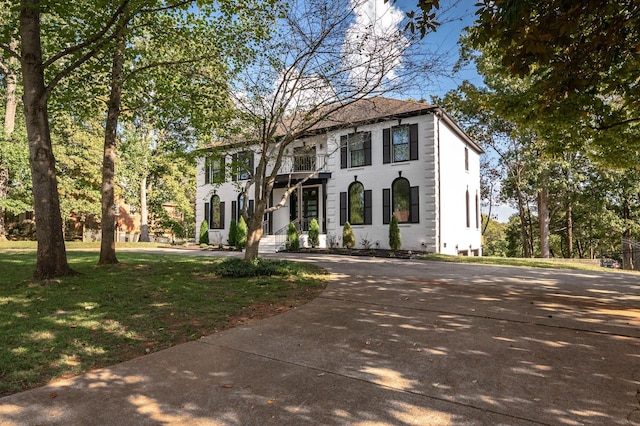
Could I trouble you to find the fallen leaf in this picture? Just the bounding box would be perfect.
[267,399,276,404]
[50,392,57,399]
[221,384,233,389]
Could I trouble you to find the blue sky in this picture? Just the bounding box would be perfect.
[398,0,484,101]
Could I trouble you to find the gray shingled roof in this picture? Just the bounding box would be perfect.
[308,97,435,131]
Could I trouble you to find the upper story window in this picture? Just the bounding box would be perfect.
[233,151,254,181]
[294,145,316,172]
[464,146,469,171]
[383,124,418,164]
[204,155,225,184]
[340,132,371,168]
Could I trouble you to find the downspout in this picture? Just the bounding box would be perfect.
[436,110,442,254]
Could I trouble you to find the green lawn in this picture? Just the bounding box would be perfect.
[0,248,328,396]
[420,253,623,272]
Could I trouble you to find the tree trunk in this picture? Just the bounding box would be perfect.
[99,21,127,264]
[244,210,265,260]
[0,38,19,241]
[20,1,73,278]
[139,174,150,242]
[538,186,550,258]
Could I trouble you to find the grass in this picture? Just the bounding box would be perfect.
[0,248,328,397]
[420,253,622,272]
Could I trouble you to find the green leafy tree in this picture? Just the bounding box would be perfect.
[308,218,320,248]
[481,215,508,257]
[236,216,247,250]
[342,222,355,249]
[389,214,401,250]
[199,220,209,245]
[286,222,299,250]
[228,219,238,247]
[0,0,277,277]
[471,1,640,167]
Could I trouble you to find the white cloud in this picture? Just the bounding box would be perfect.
[343,0,408,88]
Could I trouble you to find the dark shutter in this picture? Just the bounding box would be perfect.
[363,132,372,166]
[204,202,210,226]
[410,186,419,223]
[231,200,237,222]
[248,199,255,216]
[364,190,372,225]
[219,202,226,229]
[383,128,391,164]
[382,188,390,224]
[410,124,418,160]
[340,135,348,169]
[339,192,347,225]
[232,153,238,181]
[208,201,214,229]
[204,158,210,184]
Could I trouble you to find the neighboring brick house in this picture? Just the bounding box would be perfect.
[196,97,483,255]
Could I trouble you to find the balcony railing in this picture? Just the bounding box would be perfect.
[277,154,328,174]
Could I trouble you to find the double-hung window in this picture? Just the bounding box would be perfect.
[204,156,225,184]
[340,132,371,168]
[383,124,418,164]
[233,151,254,181]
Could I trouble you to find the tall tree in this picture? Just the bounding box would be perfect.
[1,1,133,277]
[97,1,276,263]
[472,0,640,166]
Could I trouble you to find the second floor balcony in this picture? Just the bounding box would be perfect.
[273,152,331,186]
[278,153,329,174]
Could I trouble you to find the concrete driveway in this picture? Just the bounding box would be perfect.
[1,251,639,425]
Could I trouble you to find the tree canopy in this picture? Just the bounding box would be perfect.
[471,0,640,166]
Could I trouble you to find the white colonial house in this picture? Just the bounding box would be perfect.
[196,97,483,255]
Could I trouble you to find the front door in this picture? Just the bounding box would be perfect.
[302,188,318,231]
[289,187,319,231]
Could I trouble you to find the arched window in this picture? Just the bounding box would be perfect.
[465,189,470,228]
[392,177,411,223]
[475,192,480,229]
[349,181,365,225]
[210,195,223,229]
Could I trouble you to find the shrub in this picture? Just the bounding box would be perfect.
[228,219,238,247]
[389,214,401,250]
[308,218,320,248]
[215,258,304,278]
[199,220,209,245]
[237,216,248,250]
[342,222,355,248]
[286,222,300,250]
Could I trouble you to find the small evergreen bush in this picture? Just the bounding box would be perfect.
[342,222,355,248]
[199,220,209,245]
[286,222,300,250]
[308,218,320,248]
[237,216,248,250]
[389,214,401,250]
[228,219,238,247]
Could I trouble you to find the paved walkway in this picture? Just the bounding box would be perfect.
[1,251,639,425]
